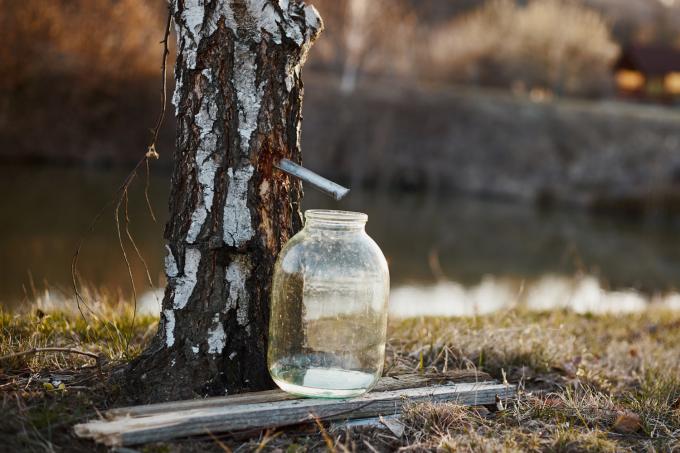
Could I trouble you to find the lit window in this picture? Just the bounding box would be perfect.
[616,70,645,91]
[664,72,680,94]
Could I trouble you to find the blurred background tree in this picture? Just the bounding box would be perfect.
[311,0,418,93]
[427,0,619,97]
[0,0,167,90]
[4,0,680,99]
[0,0,171,164]
[4,0,680,311]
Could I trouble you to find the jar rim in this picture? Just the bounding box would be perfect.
[304,209,368,224]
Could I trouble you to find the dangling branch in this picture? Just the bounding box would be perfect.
[148,1,173,158]
[71,3,174,328]
[144,3,174,221]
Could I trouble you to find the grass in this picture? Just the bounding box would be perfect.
[382,310,680,452]
[0,296,157,452]
[1,300,680,452]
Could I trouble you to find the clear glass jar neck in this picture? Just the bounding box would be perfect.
[304,210,367,232]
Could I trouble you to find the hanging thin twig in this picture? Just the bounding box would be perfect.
[114,188,138,352]
[71,4,173,335]
[144,2,174,221]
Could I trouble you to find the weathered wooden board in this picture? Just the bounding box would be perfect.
[74,373,514,447]
[106,371,490,419]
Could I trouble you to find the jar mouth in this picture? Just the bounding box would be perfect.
[305,209,368,226]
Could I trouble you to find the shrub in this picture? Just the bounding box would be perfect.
[426,0,620,97]
[0,0,168,90]
[310,0,419,91]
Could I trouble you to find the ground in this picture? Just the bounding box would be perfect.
[1,297,679,452]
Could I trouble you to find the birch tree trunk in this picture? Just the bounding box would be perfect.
[125,0,322,403]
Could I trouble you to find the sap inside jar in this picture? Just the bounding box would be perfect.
[268,210,390,398]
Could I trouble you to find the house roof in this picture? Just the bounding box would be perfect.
[615,45,680,76]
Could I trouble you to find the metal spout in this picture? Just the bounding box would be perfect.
[275,159,349,201]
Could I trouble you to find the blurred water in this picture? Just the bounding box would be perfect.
[389,275,680,317]
[3,164,680,314]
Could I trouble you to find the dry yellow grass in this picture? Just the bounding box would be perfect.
[1,300,680,451]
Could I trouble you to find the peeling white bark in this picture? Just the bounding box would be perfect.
[186,208,207,244]
[284,56,300,93]
[164,245,179,278]
[249,0,283,43]
[255,0,322,45]
[180,0,208,68]
[172,0,322,113]
[172,0,229,114]
[174,0,320,73]
[187,69,220,243]
[172,248,201,310]
[207,320,226,354]
[304,4,322,34]
[224,257,253,328]
[177,0,235,70]
[173,0,322,249]
[225,257,251,311]
[163,309,176,347]
[172,73,183,116]
[195,69,219,211]
[233,43,264,156]
[285,5,322,92]
[223,165,255,246]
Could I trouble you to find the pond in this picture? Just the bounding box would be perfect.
[2,164,680,315]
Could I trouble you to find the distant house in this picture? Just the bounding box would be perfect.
[614,45,680,101]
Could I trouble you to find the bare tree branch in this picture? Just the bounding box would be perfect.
[71,3,173,338]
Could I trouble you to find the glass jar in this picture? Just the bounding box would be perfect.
[268,210,390,398]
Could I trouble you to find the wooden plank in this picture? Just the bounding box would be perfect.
[105,389,289,419]
[329,415,405,437]
[75,380,514,447]
[106,371,491,419]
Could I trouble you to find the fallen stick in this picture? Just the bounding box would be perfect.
[74,377,515,447]
[0,347,100,362]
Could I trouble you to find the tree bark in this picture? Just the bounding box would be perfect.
[125,0,322,403]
